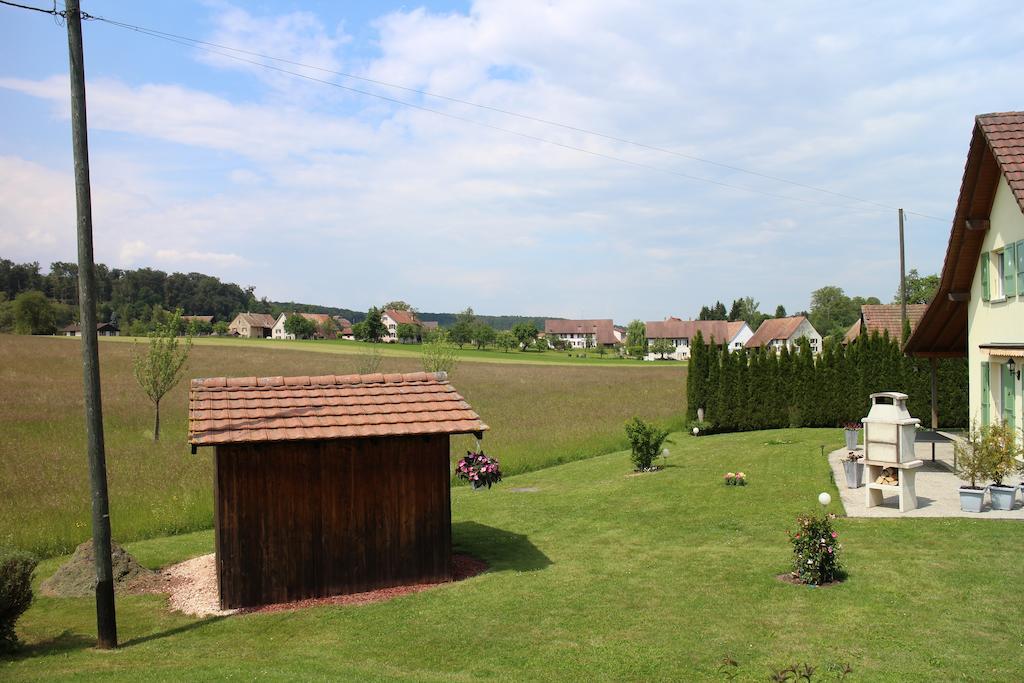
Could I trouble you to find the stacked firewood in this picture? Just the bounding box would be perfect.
[875,467,899,485]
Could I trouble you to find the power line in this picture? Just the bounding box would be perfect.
[87,15,949,223]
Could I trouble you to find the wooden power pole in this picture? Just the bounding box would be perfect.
[65,0,117,649]
[898,208,907,338]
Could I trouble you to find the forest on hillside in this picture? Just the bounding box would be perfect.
[0,257,548,334]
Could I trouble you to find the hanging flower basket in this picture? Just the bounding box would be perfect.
[456,451,503,490]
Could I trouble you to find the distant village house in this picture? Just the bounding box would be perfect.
[644,318,752,360]
[543,319,621,349]
[62,322,119,337]
[228,312,276,338]
[745,315,821,354]
[842,303,927,344]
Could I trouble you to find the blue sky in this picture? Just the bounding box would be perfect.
[1,1,1023,321]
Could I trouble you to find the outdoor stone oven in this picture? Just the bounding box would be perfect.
[862,391,923,512]
[187,371,488,609]
[862,392,920,463]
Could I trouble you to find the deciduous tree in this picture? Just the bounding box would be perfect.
[626,319,647,358]
[132,310,192,441]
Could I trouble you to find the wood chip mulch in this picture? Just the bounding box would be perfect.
[242,554,489,614]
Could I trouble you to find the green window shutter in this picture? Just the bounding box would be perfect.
[980,252,990,301]
[980,362,990,425]
[1003,244,1017,297]
[1003,363,1016,425]
[1017,240,1024,294]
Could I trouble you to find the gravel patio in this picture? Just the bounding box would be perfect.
[828,438,1024,519]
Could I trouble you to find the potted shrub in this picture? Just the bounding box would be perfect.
[986,421,1023,511]
[954,423,991,513]
[842,451,864,489]
[455,451,503,490]
[843,422,862,451]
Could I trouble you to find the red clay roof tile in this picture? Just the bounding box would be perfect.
[188,371,487,446]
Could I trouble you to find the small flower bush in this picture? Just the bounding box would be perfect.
[455,451,503,489]
[724,471,747,486]
[843,422,862,431]
[789,513,843,585]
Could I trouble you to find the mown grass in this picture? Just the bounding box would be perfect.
[6,428,1023,680]
[0,335,685,558]
[103,334,680,367]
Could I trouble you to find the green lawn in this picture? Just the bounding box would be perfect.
[99,335,678,368]
[6,428,1022,680]
[0,335,686,558]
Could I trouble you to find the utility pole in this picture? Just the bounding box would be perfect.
[65,0,117,649]
[898,208,907,341]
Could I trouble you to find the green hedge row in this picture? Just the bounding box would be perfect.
[686,330,968,432]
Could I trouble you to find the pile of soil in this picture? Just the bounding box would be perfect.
[41,539,164,597]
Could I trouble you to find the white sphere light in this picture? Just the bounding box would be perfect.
[818,492,832,506]
[692,427,699,436]
[662,448,670,457]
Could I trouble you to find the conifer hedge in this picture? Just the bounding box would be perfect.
[685,330,968,432]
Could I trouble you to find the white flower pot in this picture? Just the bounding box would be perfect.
[989,485,1017,511]
[958,487,986,513]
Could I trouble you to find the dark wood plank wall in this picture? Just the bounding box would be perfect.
[215,434,452,609]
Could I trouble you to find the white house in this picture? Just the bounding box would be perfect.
[745,316,821,354]
[643,318,752,360]
[382,308,421,342]
[544,319,620,349]
[62,322,119,337]
[272,312,333,340]
[906,112,1023,435]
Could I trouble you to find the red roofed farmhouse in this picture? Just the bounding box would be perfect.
[544,319,620,349]
[745,316,822,354]
[643,319,752,360]
[382,308,422,342]
[188,371,488,609]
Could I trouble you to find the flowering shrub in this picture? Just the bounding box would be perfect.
[724,471,747,486]
[455,451,503,489]
[789,513,843,585]
[843,422,862,431]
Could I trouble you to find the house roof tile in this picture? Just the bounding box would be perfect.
[643,319,745,344]
[544,319,619,345]
[188,371,487,446]
[842,304,928,343]
[745,316,808,348]
[383,309,418,326]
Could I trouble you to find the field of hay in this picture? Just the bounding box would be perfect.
[0,335,685,558]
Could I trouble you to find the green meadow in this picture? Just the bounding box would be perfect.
[0,335,686,558]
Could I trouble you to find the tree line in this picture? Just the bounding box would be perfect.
[685,329,968,432]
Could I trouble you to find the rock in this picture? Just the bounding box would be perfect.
[41,539,157,597]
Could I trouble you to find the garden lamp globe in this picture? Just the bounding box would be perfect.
[818,492,832,507]
[662,448,670,457]
[692,427,699,436]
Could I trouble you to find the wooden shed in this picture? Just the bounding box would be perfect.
[187,371,488,609]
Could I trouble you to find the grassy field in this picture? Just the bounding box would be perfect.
[102,334,677,367]
[5,428,1023,680]
[0,335,686,558]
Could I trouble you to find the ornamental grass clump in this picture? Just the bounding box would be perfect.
[789,513,843,586]
[455,451,503,489]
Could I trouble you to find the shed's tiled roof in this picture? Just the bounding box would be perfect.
[188,371,487,446]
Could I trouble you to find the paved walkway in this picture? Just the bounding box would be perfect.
[828,441,1024,519]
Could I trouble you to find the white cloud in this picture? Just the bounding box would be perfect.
[2,0,1024,319]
